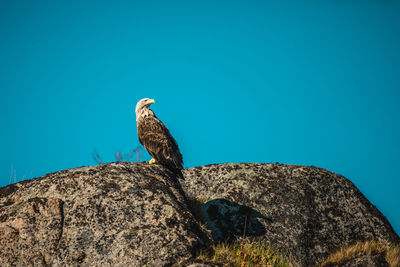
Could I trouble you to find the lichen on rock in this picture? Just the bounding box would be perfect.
[0,162,210,266]
[0,162,399,266]
[182,163,400,266]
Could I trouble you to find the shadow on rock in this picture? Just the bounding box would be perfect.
[201,198,270,242]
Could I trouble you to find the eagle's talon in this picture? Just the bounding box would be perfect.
[148,158,156,165]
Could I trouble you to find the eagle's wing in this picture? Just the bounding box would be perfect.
[137,114,183,172]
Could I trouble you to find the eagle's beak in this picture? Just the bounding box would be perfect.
[149,99,155,104]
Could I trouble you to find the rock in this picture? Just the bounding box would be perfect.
[1,162,398,266]
[182,163,400,267]
[0,162,210,266]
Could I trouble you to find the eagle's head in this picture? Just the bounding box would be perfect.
[135,98,155,113]
[135,98,155,120]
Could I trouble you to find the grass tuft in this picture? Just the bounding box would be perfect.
[386,243,400,267]
[196,240,291,267]
[320,240,400,267]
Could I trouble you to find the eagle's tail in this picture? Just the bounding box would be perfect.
[165,157,184,180]
[161,160,184,180]
[173,168,184,180]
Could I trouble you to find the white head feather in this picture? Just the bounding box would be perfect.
[135,98,155,121]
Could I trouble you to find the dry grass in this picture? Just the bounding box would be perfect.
[320,240,400,267]
[188,198,290,266]
[197,240,291,267]
[386,243,400,267]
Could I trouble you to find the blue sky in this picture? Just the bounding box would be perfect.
[1,1,399,235]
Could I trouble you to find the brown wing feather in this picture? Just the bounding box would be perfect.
[137,113,183,174]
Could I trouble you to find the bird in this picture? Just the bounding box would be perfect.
[135,98,184,179]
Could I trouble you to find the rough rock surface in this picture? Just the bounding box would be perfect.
[182,163,400,267]
[1,162,398,267]
[0,162,210,266]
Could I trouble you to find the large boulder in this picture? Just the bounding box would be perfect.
[0,162,210,266]
[182,163,400,266]
[1,162,398,266]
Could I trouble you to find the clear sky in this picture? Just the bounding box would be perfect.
[1,1,399,235]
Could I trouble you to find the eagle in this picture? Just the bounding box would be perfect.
[135,98,184,179]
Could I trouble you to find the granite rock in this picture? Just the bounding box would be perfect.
[182,163,400,266]
[0,162,210,266]
[1,162,398,266]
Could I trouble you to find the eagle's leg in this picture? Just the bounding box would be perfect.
[148,158,156,165]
